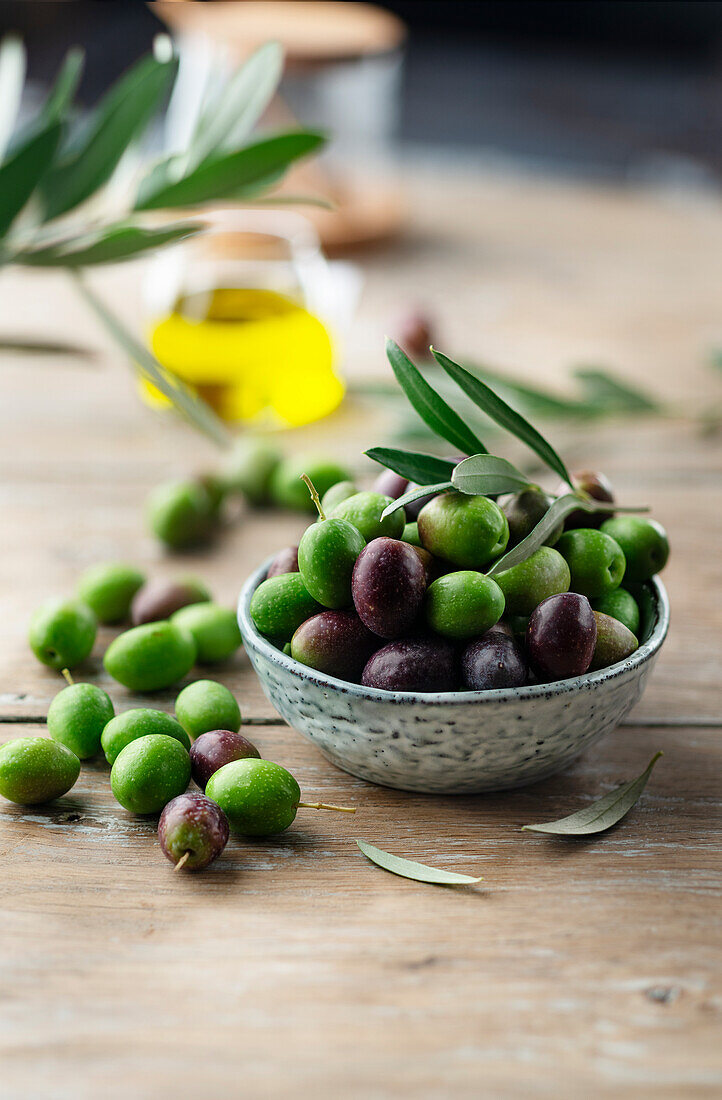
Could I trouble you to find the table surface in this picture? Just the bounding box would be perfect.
[1,164,721,1099]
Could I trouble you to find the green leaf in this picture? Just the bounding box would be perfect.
[380,481,452,521]
[433,348,574,488]
[134,131,325,211]
[574,368,661,414]
[0,36,25,161]
[72,272,231,450]
[189,41,283,167]
[357,840,483,885]
[0,336,95,359]
[461,360,594,419]
[40,53,178,221]
[452,454,531,496]
[386,339,487,457]
[365,447,455,486]
[522,752,663,835]
[13,219,202,267]
[0,120,62,237]
[42,47,84,123]
[488,493,589,575]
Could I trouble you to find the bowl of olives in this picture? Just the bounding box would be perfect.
[237,341,671,794]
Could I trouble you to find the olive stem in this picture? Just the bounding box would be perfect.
[300,473,326,521]
[61,668,74,686]
[174,851,191,872]
[298,801,356,814]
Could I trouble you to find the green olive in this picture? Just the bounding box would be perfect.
[249,573,320,639]
[170,602,242,664]
[175,680,241,739]
[47,683,114,759]
[425,571,505,639]
[29,598,97,671]
[110,734,191,815]
[76,562,145,624]
[0,737,80,805]
[494,546,571,616]
[101,708,190,766]
[103,621,196,692]
[205,758,301,835]
[330,491,404,541]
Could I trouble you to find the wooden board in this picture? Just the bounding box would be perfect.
[0,165,721,1097]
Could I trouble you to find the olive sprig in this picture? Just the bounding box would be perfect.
[371,339,649,572]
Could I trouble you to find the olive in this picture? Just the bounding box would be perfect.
[291,610,379,681]
[103,621,196,692]
[371,469,408,499]
[504,614,529,639]
[171,602,242,664]
[403,485,438,521]
[175,680,241,739]
[401,522,422,547]
[146,479,214,549]
[298,516,365,609]
[592,587,640,636]
[424,571,505,639]
[330,491,405,542]
[190,729,260,791]
[395,309,435,361]
[556,529,626,598]
[502,487,561,547]
[266,546,299,579]
[222,438,281,505]
[76,563,145,624]
[320,480,357,513]
[361,637,456,692]
[249,573,321,640]
[110,734,191,815]
[205,758,301,836]
[47,682,114,759]
[131,576,211,626]
[589,611,638,671]
[526,592,597,680]
[417,492,509,569]
[352,537,426,638]
[29,598,97,671]
[195,472,226,518]
[494,546,571,616]
[158,792,229,870]
[101,708,191,766]
[0,737,80,805]
[461,632,528,690]
[270,454,351,512]
[600,516,669,582]
[562,470,615,529]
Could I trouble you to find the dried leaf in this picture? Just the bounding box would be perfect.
[522,752,663,835]
[357,840,483,885]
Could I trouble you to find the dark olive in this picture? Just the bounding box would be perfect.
[291,610,379,681]
[352,538,426,638]
[526,592,597,680]
[461,632,528,690]
[266,546,299,579]
[361,637,456,692]
[372,469,408,499]
[562,470,615,529]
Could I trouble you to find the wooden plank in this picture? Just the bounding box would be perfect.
[0,720,719,1098]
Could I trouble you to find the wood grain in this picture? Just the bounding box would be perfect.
[0,166,720,1097]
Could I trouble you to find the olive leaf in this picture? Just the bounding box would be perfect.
[73,272,231,449]
[42,47,84,125]
[463,360,594,418]
[0,35,25,161]
[365,446,455,486]
[433,348,574,488]
[357,840,483,885]
[40,53,178,221]
[522,752,663,835]
[574,368,660,414]
[487,493,585,575]
[188,41,283,167]
[134,131,324,210]
[452,454,531,496]
[0,120,62,237]
[13,220,203,267]
[386,339,487,457]
[380,481,452,521]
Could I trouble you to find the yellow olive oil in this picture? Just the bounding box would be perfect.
[145,287,344,427]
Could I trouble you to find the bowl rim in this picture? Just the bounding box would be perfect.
[238,559,669,706]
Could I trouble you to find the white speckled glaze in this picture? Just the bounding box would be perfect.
[238,563,669,794]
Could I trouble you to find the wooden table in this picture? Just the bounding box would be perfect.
[1,165,721,1098]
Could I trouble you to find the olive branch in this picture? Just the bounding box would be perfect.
[0,35,326,447]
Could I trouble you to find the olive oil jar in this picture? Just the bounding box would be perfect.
[143,212,345,428]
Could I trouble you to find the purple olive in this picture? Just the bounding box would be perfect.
[526,592,597,680]
[372,469,408,499]
[190,729,260,791]
[561,470,615,529]
[395,309,435,361]
[291,610,379,681]
[158,792,229,871]
[461,632,528,690]
[404,484,438,520]
[352,537,426,638]
[362,637,456,692]
[266,545,299,579]
[131,577,209,626]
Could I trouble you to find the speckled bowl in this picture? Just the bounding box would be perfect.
[238,563,669,794]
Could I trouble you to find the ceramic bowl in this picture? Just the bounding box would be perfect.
[238,563,669,794]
